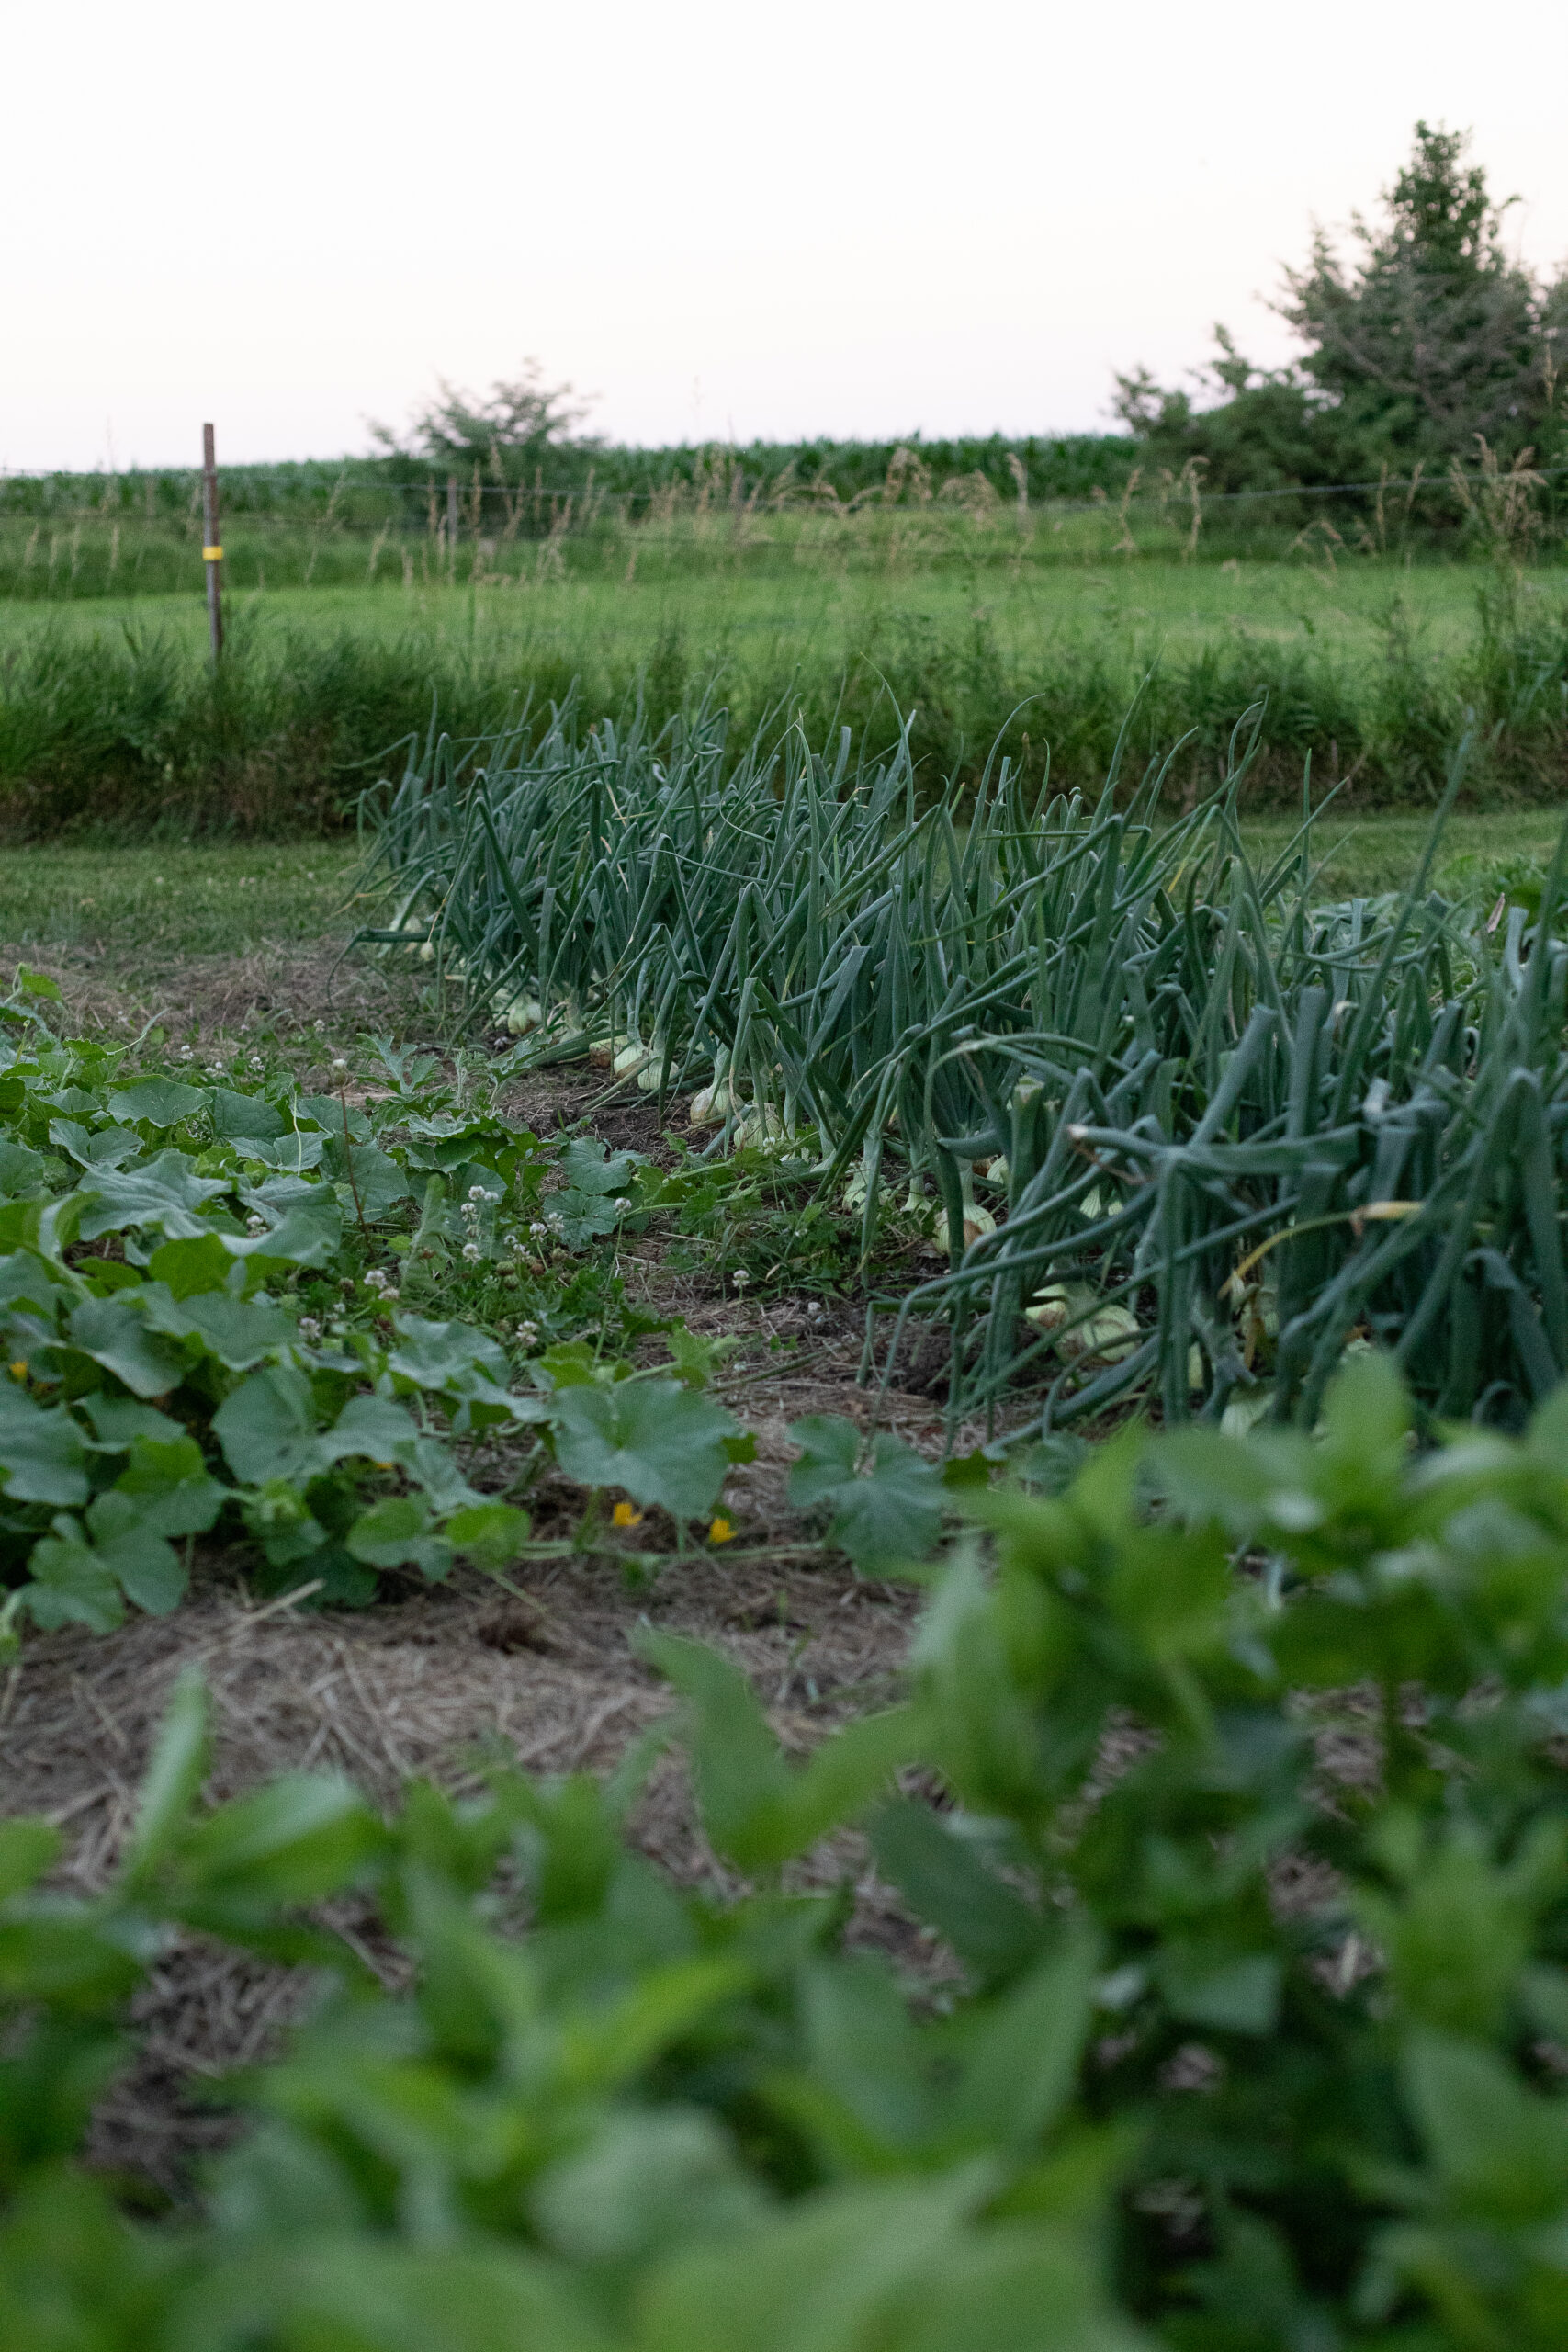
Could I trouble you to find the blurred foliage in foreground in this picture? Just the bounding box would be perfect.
[7,1358,1568,2346]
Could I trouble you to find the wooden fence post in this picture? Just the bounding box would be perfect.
[201,423,223,662]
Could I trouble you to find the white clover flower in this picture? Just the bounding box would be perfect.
[313,1019,327,1034]
[546,1211,566,1237]
[461,1241,482,1263]
[297,1316,321,1342]
[245,1213,267,1236]
[468,1184,487,1203]
[178,1045,194,1061]
[248,1053,265,1071]
[528,1221,547,1239]
[363,1269,389,1292]
[331,1057,348,1074]
[731,1267,750,1289]
[515,1320,539,1345]
[205,1065,225,1078]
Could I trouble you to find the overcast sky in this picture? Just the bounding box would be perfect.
[5,0,1566,471]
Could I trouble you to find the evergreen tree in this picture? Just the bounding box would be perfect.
[1279,121,1540,458]
[1113,124,1564,496]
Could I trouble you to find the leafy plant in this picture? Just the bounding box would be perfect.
[9,1356,1568,2345]
[368,686,1568,1440]
[0,1008,756,1634]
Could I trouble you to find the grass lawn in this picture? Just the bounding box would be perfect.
[4,548,1551,690]
[0,842,362,970]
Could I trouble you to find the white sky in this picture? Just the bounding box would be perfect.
[4,0,1566,471]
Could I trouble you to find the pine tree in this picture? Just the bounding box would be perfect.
[1278,122,1541,458]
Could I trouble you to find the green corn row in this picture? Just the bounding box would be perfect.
[359,698,1568,1435]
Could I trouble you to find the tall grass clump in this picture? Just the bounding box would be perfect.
[0,617,580,837]
[367,699,1568,1436]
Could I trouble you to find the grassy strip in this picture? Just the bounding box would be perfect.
[0,842,360,968]
[1,558,1565,833]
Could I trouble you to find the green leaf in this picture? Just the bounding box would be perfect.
[637,1631,791,1863]
[241,1128,328,1174]
[15,964,63,1002]
[0,1139,47,1198]
[665,1320,740,1390]
[109,1077,208,1128]
[637,2174,984,2352]
[121,1667,210,1888]
[553,1379,739,1518]
[948,1927,1100,2147]
[207,1086,287,1143]
[0,1384,91,1505]
[66,1295,187,1398]
[80,1394,186,1451]
[83,1489,187,1613]
[48,1118,143,1171]
[1403,2030,1568,2220]
[869,1800,1043,1986]
[0,1248,71,1317]
[147,1233,243,1300]
[445,1500,529,1572]
[0,1817,63,1901]
[234,1203,342,1271]
[642,1631,920,1870]
[325,1393,429,1471]
[173,1773,386,1909]
[23,1517,126,1633]
[551,1140,645,1249]
[561,1136,643,1195]
[387,1315,511,1397]
[788,1416,944,1569]
[212,1363,321,1486]
[942,1449,995,1493]
[326,1136,411,1220]
[163,2240,616,2352]
[346,1497,453,1580]
[1156,1943,1282,2036]
[535,1339,604,1388]
[297,1093,371,1140]
[141,1283,295,1372]
[113,1434,228,1537]
[532,2109,764,2265]
[77,1151,231,1243]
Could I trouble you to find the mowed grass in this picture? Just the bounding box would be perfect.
[0,842,362,971]
[0,811,1549,981]
[3,551,1544,689]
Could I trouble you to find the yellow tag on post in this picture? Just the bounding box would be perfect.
[202,545,223,561]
